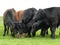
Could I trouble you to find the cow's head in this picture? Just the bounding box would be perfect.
[31,21,43,33]
[12,23,26,38]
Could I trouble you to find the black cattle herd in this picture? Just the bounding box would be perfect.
[2,7,60,39]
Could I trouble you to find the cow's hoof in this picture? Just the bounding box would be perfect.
[51,35,55,39]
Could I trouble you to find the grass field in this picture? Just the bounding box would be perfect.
[0,16,60,45]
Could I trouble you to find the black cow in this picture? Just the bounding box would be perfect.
[18,8,37,37]
[31,7,60,39]
[22,8,37,24]
[3,8,17,37]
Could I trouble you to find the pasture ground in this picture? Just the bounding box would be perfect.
[0,16,60,45]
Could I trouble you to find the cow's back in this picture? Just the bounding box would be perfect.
[15,10,24,23]
[43,7,58,25]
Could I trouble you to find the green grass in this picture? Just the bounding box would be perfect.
[0,16,60,45]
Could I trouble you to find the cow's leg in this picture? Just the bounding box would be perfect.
[50,25,56,39]
[10,26,14,37]
[41,30,45,37]
[40,30,44,36]
[7,26,9,35]
[31,28,36,37]
[43,29,48,36]
[3,24,7,36]
[58,26,60,35]
[10,28,15,37]
[32,31,36,37]
[43,30,46,37]
[28,31,31,37]
[10,27,12,35]
[40,28,46,37]
[46,30,48,35]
